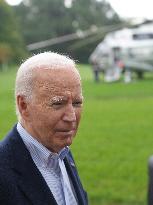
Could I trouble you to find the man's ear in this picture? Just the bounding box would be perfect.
[17,95,30,120]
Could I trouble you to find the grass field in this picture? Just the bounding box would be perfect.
[1,64,153,205]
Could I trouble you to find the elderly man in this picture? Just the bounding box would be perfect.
[0,52,88,205]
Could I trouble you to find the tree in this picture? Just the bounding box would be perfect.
[15,0,70,43]
[0,0,26,65]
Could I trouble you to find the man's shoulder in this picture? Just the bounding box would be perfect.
[0,125,18,164]
[0,125,16,145]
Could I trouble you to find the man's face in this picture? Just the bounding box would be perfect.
[21,68,83,153]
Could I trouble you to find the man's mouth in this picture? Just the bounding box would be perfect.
[56,128,76,135]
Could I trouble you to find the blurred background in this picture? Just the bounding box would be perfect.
[1,0,153,204]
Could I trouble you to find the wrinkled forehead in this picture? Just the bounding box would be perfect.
[33,67,82,96]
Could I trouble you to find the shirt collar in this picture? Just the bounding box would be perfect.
[17,122,69,165]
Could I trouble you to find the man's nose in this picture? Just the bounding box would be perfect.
[63,104,76,122]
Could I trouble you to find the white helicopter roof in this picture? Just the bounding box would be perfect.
[102,23,153,48]
[104,28,132,47]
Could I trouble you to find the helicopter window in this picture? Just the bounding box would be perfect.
[133,33,153,40]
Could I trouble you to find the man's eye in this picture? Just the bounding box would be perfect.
[51,102,64,109]
[72,101,82,107]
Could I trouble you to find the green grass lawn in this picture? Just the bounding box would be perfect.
[1,64,153,205]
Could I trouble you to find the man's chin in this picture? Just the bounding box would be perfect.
[52,134,75,152]
[64,136,73,146]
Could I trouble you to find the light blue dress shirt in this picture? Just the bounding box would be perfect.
[17,123,78,205]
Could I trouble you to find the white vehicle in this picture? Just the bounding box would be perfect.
[89,22,153,82]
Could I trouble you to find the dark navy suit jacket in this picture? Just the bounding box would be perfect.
[0,125,88,205]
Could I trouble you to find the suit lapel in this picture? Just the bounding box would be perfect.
[8,126,57,205]
[64,154,87,205]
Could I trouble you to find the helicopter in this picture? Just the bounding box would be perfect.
[89,22,153,82]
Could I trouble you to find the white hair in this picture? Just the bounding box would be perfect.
[15,51,80,118]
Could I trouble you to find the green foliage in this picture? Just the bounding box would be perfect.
[0,0,27,63]
[71,0,120,29]
[15,0,68,43]
[1,64,152,204]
